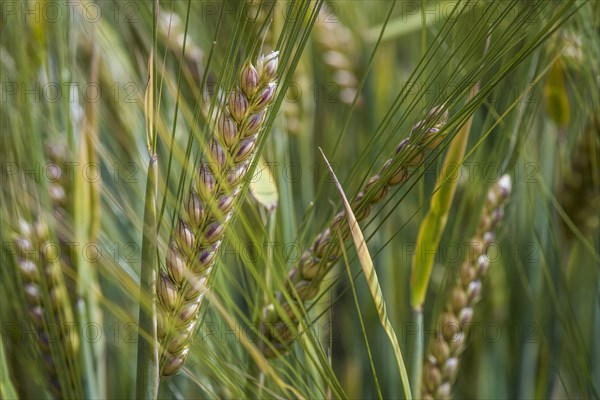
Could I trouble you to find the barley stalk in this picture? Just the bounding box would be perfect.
[260,105,449,357]
[156,51,279,377]
[421,175,512,400]
[13,218,80,398]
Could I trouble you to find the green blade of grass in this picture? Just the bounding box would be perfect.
[410,82,480,311]
[407,80,479,397]
[74,108,100,400]
[319,148,412,400]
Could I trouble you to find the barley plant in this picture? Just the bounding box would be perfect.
[1,1,599,399]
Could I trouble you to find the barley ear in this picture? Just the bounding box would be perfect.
[259,105,449,358]
[421,175,512,400]
[13,218,81,398]
[157,51,279,377]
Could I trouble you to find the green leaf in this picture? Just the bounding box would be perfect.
[410,82,480,311]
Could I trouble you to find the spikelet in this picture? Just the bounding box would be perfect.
[558,117,600,238]
[421,175,512,400]
[314,7,362,105]
[13,218,80,398]
[260,105,449,357]
[157,52,279,377]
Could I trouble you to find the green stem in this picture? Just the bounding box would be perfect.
[135,155,159,399]
[77,299,99,399]
[410,309,424,400]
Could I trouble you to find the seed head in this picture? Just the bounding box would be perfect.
[432,339,450,362]
[313,229,332,258]
[177,220,195,254]
[395,138,410,154]
[225,163,248,187]
[436,382,451,400]
[235,137,257,163]
[184,275,207,301]
[167,244,187,285]
[422,176,512,398]
[476,255,489,275]
[257,51,279,82]
[364,175,388,203]
[442,357,459,380]
[218,113,238,148]
[497,174,512,199]
[158,274,178,311]
[411,104,449,147]
[241,61,260,97]
[161,353,185,377]
[19,260,40,281]
[217,193,236,214]
[204,222,224,243]
[458,307,474,325]
[198,164,216,198]
[425,365,442,391]
[186,190,204,228]
[179,299,201,323]
[228,91,249,122]
[258,105,452,357]
[451,287,467,312]
[255,82,277,110]
[209,140,227,169]
[198,247,217,269]
[243,110,265,136]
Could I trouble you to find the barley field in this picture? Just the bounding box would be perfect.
[1,1,599,399]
